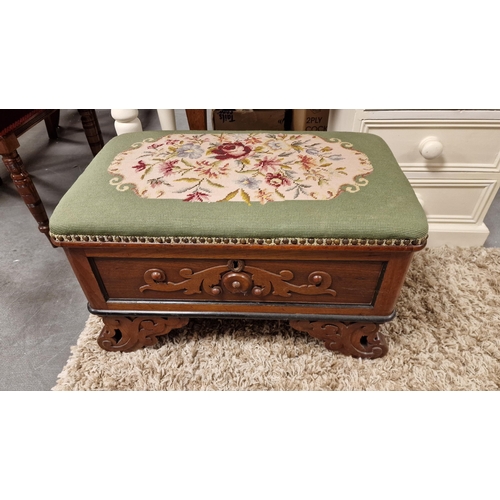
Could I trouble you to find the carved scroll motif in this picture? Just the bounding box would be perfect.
[140,266,228,296]
[98,316,189,352]
[140,260,337,298]
[290,320,388,359]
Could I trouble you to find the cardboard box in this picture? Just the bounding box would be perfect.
[292,109,330,131]
[212,109,291,130]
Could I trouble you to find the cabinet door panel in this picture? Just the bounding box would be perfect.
[410,179,498,223]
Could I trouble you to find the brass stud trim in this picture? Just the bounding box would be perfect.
[49,233,428,247]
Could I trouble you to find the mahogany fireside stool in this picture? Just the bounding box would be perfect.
[49,131,428,359]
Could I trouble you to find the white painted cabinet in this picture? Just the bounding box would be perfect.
[328,110,500,247]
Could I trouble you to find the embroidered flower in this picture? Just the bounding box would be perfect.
[328,154,344,161]
[148,143,161,149]
[211,142,251,160]
[298,154,316,170]
[109,133,373,203]
[148,177,165,188]
[256,188,274,204]
[242,135,263,145]
[177,143,204,159]
[184,190,210,202]
[159,159,179,176]
[236,176,261,190]
[267,140,287,150]
[132,160,147,172]
[265,172,292,187]
[195,161,230,179]
[306,148,320,155]
[256,156,282,172]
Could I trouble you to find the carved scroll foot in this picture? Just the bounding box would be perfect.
[289,320,388,359]
[98,316,190,352]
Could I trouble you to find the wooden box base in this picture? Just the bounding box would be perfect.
[59,241,425,359]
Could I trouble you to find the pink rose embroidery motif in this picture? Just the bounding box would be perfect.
[211,142,251,160]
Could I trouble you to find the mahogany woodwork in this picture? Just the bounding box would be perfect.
[56,240,423,357]
[108,258,359,302]
[0,136,51,239]
[289,320,388,359]
[98,315,189,352]
[185,109,207,130]
[2,110,56,137]
[77,110,104,156]
[44,110,60,140]
[0,110,104,241]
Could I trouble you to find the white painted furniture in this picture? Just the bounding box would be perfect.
[111,109,209,135]
[111,109,177,135]
[328,110,500,247]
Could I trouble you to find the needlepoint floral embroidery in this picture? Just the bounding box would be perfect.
[108,133,373,203]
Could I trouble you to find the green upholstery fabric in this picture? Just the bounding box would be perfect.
[49,131,428,242]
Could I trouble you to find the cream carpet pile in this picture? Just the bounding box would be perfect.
[53,247,500,390]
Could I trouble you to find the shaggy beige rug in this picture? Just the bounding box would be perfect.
[53,247,500,391]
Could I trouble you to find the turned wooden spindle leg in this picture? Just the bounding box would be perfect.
[78,109,104,156]
[290,320,389,359]
[98,316,190,352]
[0,134,53,243]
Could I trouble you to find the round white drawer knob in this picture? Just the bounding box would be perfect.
[419,136,443,160]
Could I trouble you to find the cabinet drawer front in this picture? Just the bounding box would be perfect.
[410,179,498,223]
[360,120,500,172]
[91,257,386,307]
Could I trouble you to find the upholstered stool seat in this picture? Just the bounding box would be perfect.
[50,131,428,359]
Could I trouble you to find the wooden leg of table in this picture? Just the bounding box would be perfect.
[44,110,60,140]
[290,320,389,359]
[186,109,207,130]
[0,134,53,243]
[98,316,190,352]
[78,109,104,156]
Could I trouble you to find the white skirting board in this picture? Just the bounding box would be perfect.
[426,223,490,247]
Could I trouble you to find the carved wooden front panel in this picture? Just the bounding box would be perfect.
[90,256,386,306]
